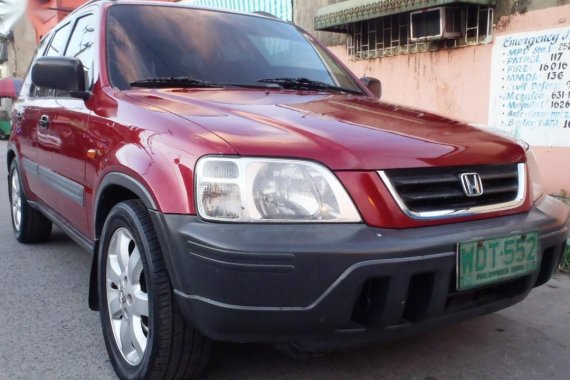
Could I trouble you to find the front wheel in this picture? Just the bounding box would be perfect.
[98,200,210,379]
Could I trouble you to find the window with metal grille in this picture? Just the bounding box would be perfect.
[347,4,493,60]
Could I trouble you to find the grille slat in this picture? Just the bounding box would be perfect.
[480,184,519,195]
[392,174,458,186]
[479,172,518,180]
[385,164,521,213]
[405,189,465,201]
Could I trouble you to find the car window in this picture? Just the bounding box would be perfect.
[45,22,72,57]
[106,5,362,93]
[34,22,72,98]
[65,14,96,90]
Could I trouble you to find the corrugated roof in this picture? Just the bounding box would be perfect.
[315,0,496,32]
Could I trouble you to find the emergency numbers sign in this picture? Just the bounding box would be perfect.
[489,26,570,146]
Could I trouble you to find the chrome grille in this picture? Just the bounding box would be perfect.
[379,163,525,218]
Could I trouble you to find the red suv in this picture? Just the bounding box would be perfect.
[8,1,568,378]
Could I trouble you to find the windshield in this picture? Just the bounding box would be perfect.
[106,4,363,94]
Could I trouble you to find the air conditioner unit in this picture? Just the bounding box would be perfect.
[410,7,463,41]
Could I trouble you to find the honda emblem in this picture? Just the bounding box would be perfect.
[460,173,484,197]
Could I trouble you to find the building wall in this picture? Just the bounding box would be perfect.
[293,0,345,46]
[496,0,570,15]
[295,0,570,195]
[7,17,36,78]
[295,0,570,32]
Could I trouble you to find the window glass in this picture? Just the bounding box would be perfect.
[247,35,324,70]
[65,14,96,89]
[45,23,72,57]
[106,5,362,93]
[35,22,72,97]
[312,40,362,90]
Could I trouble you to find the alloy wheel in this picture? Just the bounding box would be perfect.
[11,169,22,232]
[106,227,150,366]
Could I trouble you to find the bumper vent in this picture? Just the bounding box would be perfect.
[379,163,525,219]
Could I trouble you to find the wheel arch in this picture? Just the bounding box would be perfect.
[90,172,158,311]
[93,173,158,240]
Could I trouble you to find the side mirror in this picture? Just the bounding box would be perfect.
[360,77,382,98]
[32,56,90,100]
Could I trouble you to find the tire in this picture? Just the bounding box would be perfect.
[8,161,52,243]
[98,200,211,380]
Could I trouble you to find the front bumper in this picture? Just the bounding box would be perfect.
[150,195,568,351]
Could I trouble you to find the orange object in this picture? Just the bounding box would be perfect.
[86,148,100,160]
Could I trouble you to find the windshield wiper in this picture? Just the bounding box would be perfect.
[130,77,222,89]
[219,83,283,89]
[258,77,363,95]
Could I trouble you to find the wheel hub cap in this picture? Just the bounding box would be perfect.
[10,169,22,232]
[106,228,149,366]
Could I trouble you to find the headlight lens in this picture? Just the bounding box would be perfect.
[196,157,361,222]
[526,149,544,202]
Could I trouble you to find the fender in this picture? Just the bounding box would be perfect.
[94,172,158,215]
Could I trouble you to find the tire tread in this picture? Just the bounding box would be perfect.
[100,200,210,380]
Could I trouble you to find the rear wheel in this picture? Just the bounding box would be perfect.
[98,200,211,379]
[9,161,52,243]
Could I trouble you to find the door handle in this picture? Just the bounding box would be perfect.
[38,115,50,129]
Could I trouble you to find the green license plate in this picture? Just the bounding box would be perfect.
[457,232,539,291]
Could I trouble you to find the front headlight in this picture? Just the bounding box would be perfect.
[195,157,361,222]
[526,149,544,202]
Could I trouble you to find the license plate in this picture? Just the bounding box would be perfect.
[457,232,539,291]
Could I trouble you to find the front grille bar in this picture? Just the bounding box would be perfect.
[378,163,527,220]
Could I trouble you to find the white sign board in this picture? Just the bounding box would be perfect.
[489,26,570,146]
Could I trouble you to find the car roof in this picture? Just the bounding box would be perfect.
[75,0,288,23]
[40,0,293,46]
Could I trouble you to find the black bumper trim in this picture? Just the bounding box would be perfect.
[186,239,295,273]
[148,195,568,347]
[174,251,455,311]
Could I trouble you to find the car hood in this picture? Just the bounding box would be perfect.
[125,88,525,170]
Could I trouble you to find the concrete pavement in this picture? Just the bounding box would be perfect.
[0,140,569,380]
